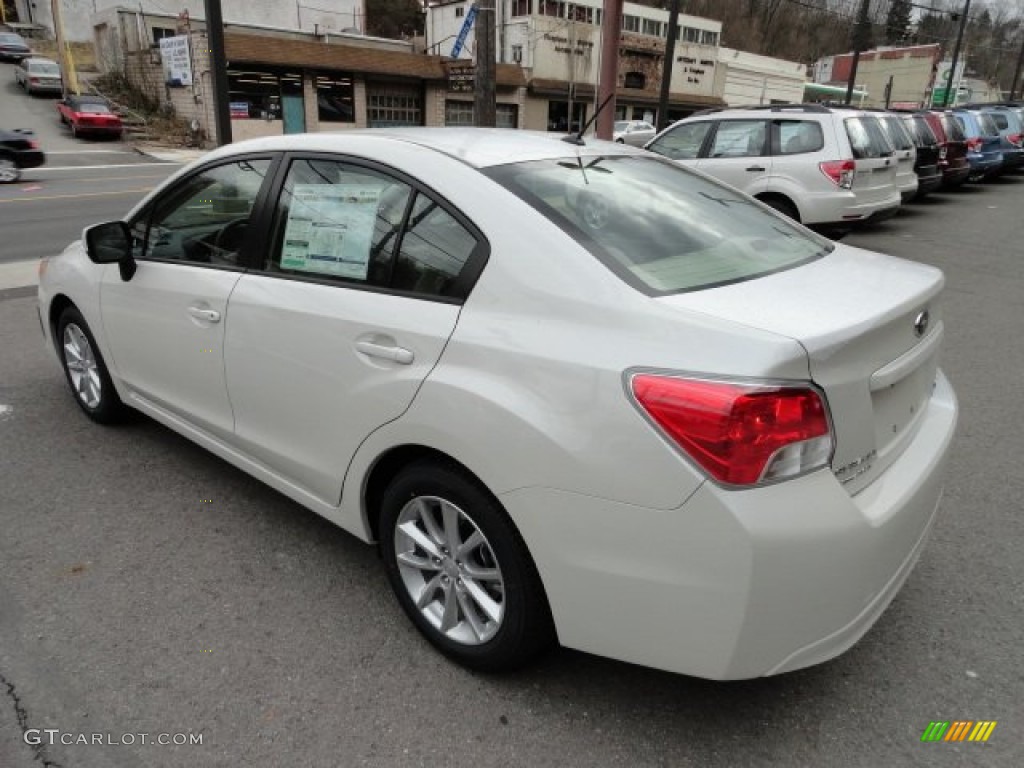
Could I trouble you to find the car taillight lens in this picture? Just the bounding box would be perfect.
[29,77,39,84]
[939,145,948,160]
[1008,133,1022,147]
[630,374,833,486]
[27,140,39,149]
[818,159,856,190]
[967,137,982,152]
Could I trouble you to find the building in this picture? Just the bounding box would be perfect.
[93,9,526,145]
[715,48,806,107]
[813,44,941,109]
[425,0,726,130]
[11,0,365,43]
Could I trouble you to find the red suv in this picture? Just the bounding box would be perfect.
[921,110,970,188]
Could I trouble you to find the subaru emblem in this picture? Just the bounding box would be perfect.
[913,310,930,338]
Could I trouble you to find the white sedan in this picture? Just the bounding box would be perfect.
[613,119,657,146]
[37,129,957,679]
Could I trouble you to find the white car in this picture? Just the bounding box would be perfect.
[613,119,657,146]
[37,129,957,680]
[646,105,902,230]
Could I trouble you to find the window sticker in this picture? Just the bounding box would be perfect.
[280,183,383,279]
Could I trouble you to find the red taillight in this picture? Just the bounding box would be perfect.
[29,77,39,84]
[28,140,39,149]
[818,159,856,190]
[630,375,833,486]
[967,137,983,152]
[1008,133,1022,147]
[939,145,948,160]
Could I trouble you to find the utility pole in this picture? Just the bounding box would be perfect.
[474,0,496,126]
[883,74,893,108]
[204,0,232,144]
[50,0,80,96]
[845,0,872,106]
[942,0,971,107]
[1011,35,1024,100]
[656,0,681,131]
[596,0,622,140]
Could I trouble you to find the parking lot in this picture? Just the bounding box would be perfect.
[0,148,1021,768]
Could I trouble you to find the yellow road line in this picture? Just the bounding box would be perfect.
[0,188,154,204]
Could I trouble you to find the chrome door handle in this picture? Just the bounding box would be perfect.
[745,165,766,172]
[355,341,414,365]
[188,307,221,323]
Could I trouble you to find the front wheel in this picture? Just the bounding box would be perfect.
[0,158,20,184]
[380,460,554,671]
[57,306,127,423]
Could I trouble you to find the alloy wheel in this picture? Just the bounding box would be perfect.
[63,323,102,409]
[0,159,19,183]
[394,495,505,645]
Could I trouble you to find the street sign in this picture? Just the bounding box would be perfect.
[446,61,475,92]
[450,3,479,59]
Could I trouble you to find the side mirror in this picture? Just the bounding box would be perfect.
[84,221,137,281]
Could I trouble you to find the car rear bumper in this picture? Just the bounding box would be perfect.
[27,82,63,93]
[502,370,957,680]
[75,124,124,135]
[941,164,970,187]
[914,169,943,196]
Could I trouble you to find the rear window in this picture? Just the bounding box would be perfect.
[988,113,1009,131]
[879,116,914,150]
[484,156,830,296]
[977,113,1000,136]
[940,114,965,141]
[844,117,893,159]
[29,61,60,74]
[78,104,112,114]
[903,116,937,146]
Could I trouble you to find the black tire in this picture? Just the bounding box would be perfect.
[70,123,78,139]
[758,195,799,221]
[56,306,128,424]
[379,460,555,672]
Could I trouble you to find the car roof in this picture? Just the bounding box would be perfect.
[206,128,641,169]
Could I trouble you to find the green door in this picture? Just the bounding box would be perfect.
[282,93,306,134]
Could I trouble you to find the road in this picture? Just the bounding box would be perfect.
[1,63,179,265]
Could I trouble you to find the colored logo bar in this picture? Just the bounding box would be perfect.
[921,721,997,743]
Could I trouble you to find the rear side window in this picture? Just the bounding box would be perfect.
[708,120,766,158]
[774,120,824,155]
[646,121,712,160]
[266,158,480,299]
[844,117,893,159]
[989,113,1009,130]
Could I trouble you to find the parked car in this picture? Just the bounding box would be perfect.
[37,129,957,680]
[645,104,901,231]
[950,108,1003,180]
[0,128,45,183]
[0,32,32,62]
[14,56,62,96]
[918,110,970,189]
[895,112,943,198]
[57,95,124,139]
[978,105,1024,172]
[612,119,657,146]
[872,111,918,202]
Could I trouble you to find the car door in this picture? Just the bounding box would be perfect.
[100,156,277,439]
[223,156,485,505]
[645,120,713,163]
[696,119,771,193]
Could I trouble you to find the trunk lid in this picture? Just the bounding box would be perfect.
[657,244,944,494]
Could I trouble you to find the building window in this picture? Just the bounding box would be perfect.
[227,68,302,120]
[623,72,646,89]
[568,4,593,23]
[367,85,423,127]
[539,0,564,17]
[510,0,530,16]
[683,27,700,43]
[623,15,640,33]
[316,73,355,123]
[547,100,586,132]
[445,101,519,129]
[445,100,475,126]
[151,27,176,45]
[642,19,660,37]
[455,6,465,18]
[701,29,719,46]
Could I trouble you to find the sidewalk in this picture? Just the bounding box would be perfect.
[0,260,39,292]
[131,144,209,164]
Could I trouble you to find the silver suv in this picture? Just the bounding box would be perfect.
[645,104,901,229]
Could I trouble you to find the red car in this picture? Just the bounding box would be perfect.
[921,110,971,188]
[56,95,124,140]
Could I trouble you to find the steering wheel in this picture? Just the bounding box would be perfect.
[213,218,250,253]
